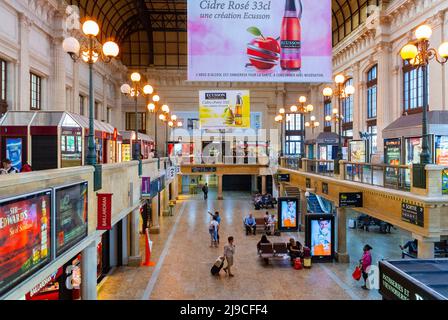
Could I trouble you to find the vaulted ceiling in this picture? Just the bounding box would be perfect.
[68,0,382,68]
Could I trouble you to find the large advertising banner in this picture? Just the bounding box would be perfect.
[435,136,448,166]
[55,182,88,256]
[188,0,332,82]
[305,214,335,261]
[0,190,52,296]
[199,90,250,129]
[349,140,368,163]
[6,138,23,171]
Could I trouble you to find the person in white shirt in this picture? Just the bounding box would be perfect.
[223,236,235,277]
[209,216,219,247]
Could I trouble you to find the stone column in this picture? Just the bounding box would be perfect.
[336,207,350,263]
[121,215,129,266]
[162,186,170,215]
[261,175,267,194]
[217,174,223,200]
[428,12,445,111]
[176,174,182,198]
[128,208,142,266]
[376,41,392,158]
[51,34,67,111]
[18,13,32,111]
[351,62,361,140]
[81,240,98,300]
[150,195,160,234]
[299,190,307,231]
[413,233,437,259]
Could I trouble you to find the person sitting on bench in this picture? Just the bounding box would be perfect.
[257,234,272,265]
[287,238,303,265]
[244,213,257,235]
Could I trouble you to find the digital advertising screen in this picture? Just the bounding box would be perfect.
[306,214,334,261]
[0,190,52,296]
[277,197,299,231]
[6,138,23,171]
[199,90,250,129]
[55,182,88,257]
[188,0,332,82]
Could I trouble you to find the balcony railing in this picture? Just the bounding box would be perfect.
[280,156,412,192]
[344,162,411,191]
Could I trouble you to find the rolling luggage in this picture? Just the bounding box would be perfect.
[211,257,225,275]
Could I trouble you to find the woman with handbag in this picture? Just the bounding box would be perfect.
[360,244,373,289]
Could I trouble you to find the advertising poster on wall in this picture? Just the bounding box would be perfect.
[188,0,332,82]
[349,140,367,163]
[277,197,299,231]
[0,190,52,296]
[199,90,250,129]
[121,144,131,162]
[384,139,401,165]
[435,136,448,166]
[55,182,88,256]
[6,138,23,171]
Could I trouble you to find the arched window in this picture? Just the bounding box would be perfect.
[285,113,303,155]
[342,78,353,138]
[367,65,377,119]
[366,65,377,155]
[403,60,429,113]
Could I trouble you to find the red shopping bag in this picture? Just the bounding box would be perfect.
[352,266,362,281]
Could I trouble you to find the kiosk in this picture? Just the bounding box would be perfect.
[119,131,154,161]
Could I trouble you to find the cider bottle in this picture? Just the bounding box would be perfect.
[280,0,302,70]
[40,199,48,258]
[235,94,243,126]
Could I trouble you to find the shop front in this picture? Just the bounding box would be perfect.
[0,111,36,171]
[119,131,155,161]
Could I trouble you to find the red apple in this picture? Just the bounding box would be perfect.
[247,37,280,70]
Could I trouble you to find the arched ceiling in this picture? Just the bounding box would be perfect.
[67,0,381,69]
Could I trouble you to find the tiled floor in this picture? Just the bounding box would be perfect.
[98,191,410,300]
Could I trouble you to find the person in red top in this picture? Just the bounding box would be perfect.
[360,244,373,289]
[21,162,32,172]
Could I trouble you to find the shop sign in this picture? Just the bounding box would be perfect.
[306,178,311,189]
[401,202,424,227]
[97,193,112,230]
[339,192,363,208]
[26,268,62,298]
[379,261,443,300]
[278,174,290,182]
[192,167,217,173]
[166,167,176,182]
[322,182,329,195]
[113,128,118,141]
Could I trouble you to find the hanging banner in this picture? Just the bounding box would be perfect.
[97,193,112,230]
[199,90,250,129]
[187,0,332,82]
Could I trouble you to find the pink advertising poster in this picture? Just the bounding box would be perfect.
[188,0,332,83]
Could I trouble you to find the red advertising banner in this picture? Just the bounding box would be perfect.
[97,193,112,230]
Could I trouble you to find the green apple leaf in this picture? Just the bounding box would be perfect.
[247,27,264,39]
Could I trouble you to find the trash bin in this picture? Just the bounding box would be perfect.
[303,246,312,268]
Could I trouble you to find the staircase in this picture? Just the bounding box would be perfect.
[307,193,325,213]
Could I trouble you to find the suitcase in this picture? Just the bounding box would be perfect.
[211,257,224,275]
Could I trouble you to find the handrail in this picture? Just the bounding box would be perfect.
[343,161,410,169]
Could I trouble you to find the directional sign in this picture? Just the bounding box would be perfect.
[339,192,363,208]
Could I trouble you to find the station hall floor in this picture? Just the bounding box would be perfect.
[97,191,412,300]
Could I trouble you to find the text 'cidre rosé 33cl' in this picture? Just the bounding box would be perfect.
[280,0,303,70]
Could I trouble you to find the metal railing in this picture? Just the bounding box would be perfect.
[343,162,411,191]
[304,159,335,177]
[283,156,301,171]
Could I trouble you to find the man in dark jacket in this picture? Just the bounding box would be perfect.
[202,183,209,200]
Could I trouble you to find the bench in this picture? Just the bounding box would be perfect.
[258,243,290,264]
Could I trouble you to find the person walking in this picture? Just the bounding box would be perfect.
[360,244,373,289]
[223,236,235,277]
[202,183,209,200]
[209,216,219,247]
